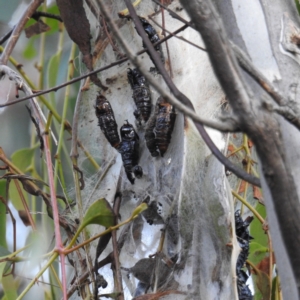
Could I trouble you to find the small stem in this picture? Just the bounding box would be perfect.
[16,253,58,300]
[232,190,265,224]
[13,179,36,230]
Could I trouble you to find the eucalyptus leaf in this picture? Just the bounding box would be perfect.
[248,241,269,266]
[2,274,18,300]
[0,245,11,258]
[9,148,35,211]
[79,198,115,232]
[254,269,270,300]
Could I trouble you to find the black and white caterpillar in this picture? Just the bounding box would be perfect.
[145,97,176,157]
[138,17,165,66]
[127,68,152,123]
[118,121,143,184]
[95,94,120,149]
[235,210,253,300]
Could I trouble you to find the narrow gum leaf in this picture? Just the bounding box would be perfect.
[80,198,115,231]
[131,203,148,219]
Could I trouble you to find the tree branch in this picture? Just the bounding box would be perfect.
[153,0,300,132]
[180,0,300,296]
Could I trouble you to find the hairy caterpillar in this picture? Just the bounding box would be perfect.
[127,68,152,123]
[138,17,165,65]
[235,210,253,300]
[95,94,120,149]
[145,97,176,157]
[118,121,143,184]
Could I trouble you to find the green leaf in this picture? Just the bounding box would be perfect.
[248,241,269,266]
[131,203,148,219]
[2,274,18,300]
[9,148,35,211]
[43,5,60,36]
[0,181,7,248]
[11,148,35,173]
[23,39,37,60]
[253,269,270,300]
[271,276,280,300]
[47,52,61,89]
[295,0,300,16]
[78,198,115,232]
[0,246,11,258]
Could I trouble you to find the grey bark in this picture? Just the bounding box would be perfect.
[180,0,300,298]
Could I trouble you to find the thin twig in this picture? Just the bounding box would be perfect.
[148,15,206,52]
[111,194,124,300]
[160,5,173,78]
[0,0,43,65]
[0,27,15,46]
[31,11,63,22]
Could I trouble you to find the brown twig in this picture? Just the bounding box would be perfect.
[31,11,63,22]
[0,27,15,45]
[102,18,125,58]
[160,5,173,78]
[148,15,206,52]
[111,193,124,300]
[0,196,16,276]
[0,0,43,65]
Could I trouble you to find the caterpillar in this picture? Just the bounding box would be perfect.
[127,68,152,123]
[145,97,176,157]
[235,210,253,300]
[118,121,143,184]
[138,17,165,66]
[95,94,120,149]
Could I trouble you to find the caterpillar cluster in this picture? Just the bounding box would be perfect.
[95,95,142,184]
[235,210,253,300]
[94,17,176,184]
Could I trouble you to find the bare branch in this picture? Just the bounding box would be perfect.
[0,0,43,65]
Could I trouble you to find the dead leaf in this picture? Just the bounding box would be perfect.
[256,253,276,275]
[25,20,50,38]
[253,185,264,204]
[238,180,246,194]
[247,139,254,148]
[18,210,31,227]
[227,144,235,153]
[56,0,107,90]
